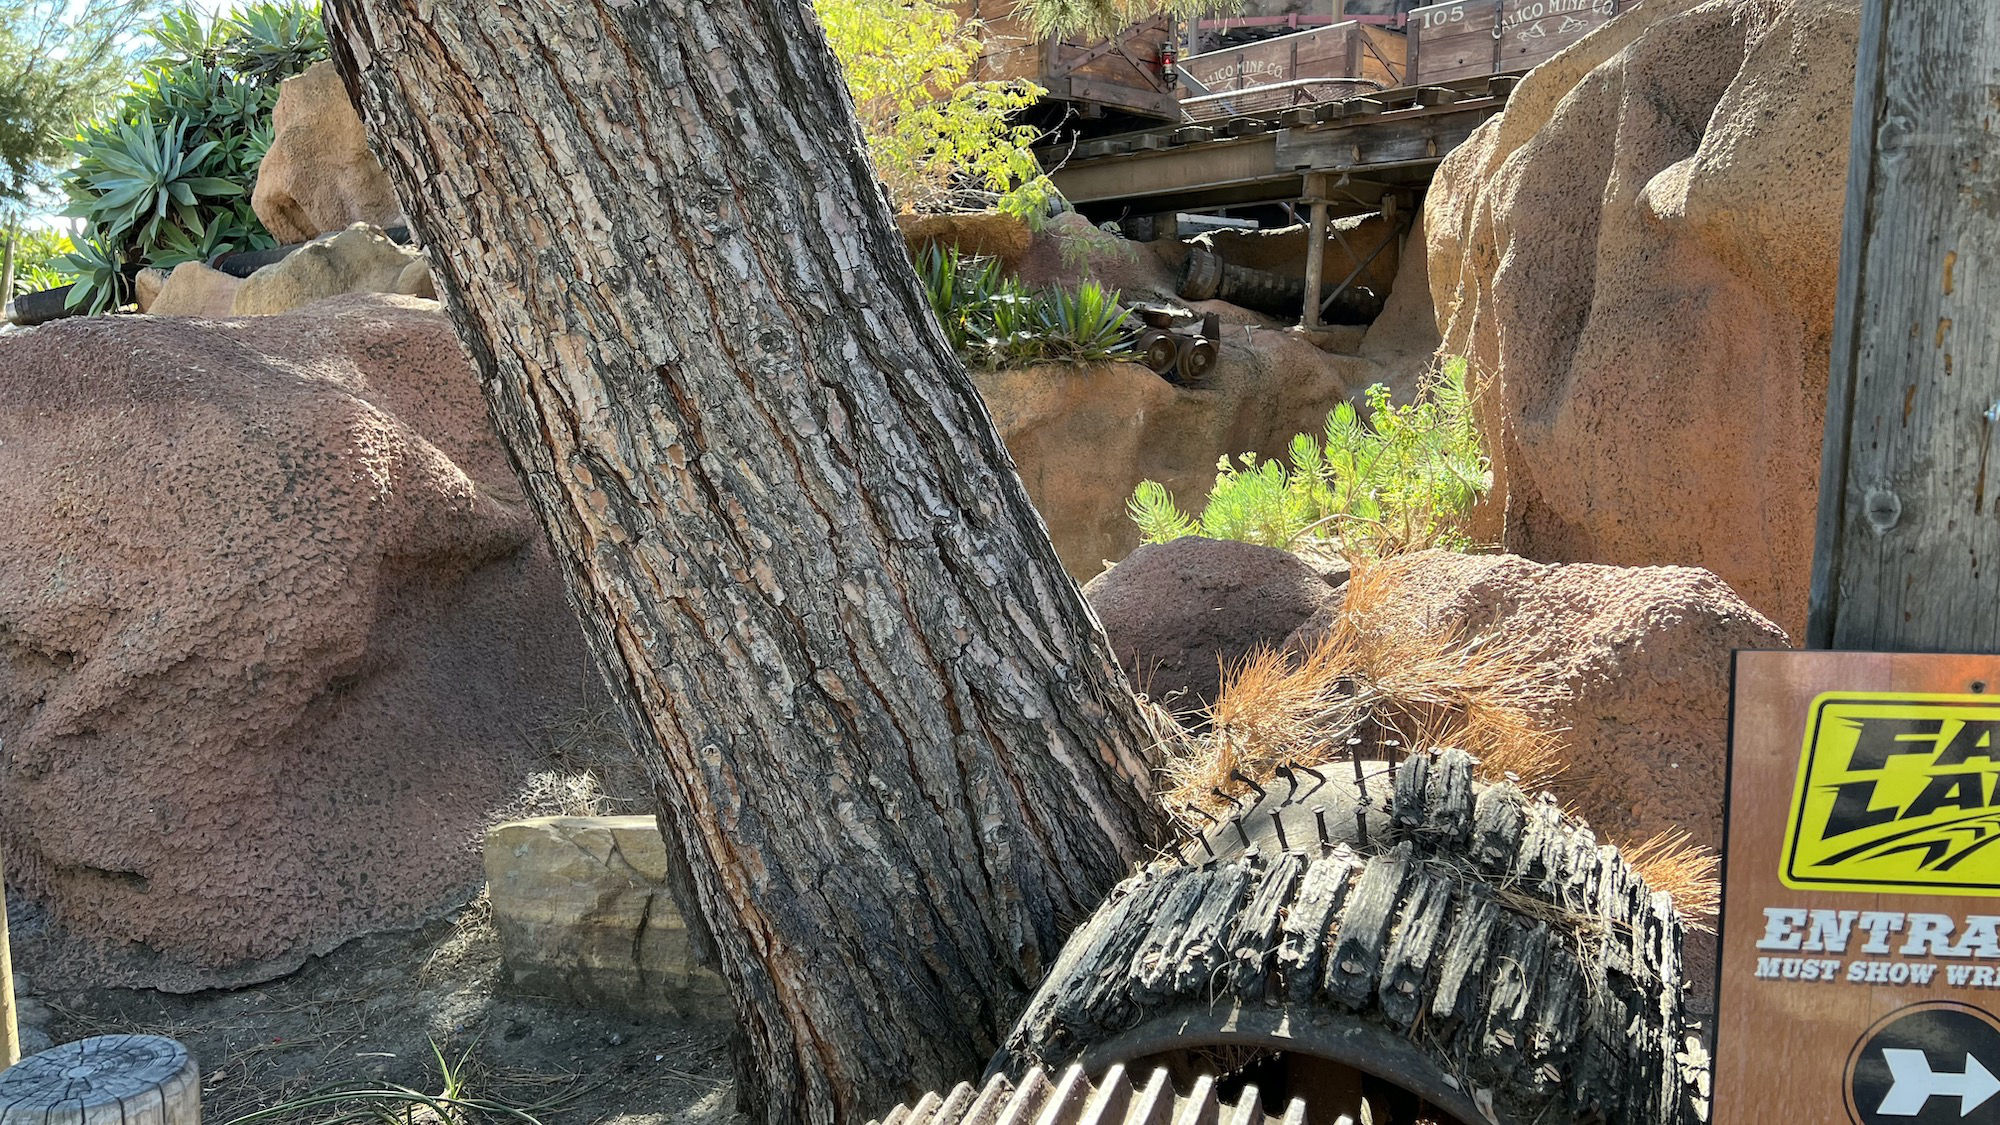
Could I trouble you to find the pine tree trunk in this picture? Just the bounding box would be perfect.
[321,5,1166,1123]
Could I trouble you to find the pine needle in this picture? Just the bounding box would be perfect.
[1160,562,1568,824]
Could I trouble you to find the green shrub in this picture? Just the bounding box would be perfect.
[6,226,78,297]
[1128,359,1492,557]
[916,244,1137,369]
[57,1,327,312]
[815,0,1052,216]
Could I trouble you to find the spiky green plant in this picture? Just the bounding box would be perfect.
[916,243,1137,370]
[56,1,325,312]
[1129,359,1491,557]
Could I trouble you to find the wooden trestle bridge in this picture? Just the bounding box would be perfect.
[981,0,1622,326]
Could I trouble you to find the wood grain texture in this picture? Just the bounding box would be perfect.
[0,1035,198,1125]
[318,4,1167,1123]
[994,751,1701,1125]
[0,846,15,1070]
[1810,0,2000,650]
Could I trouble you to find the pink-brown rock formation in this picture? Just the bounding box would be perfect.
[0,294,591,989]
[1083,537,1341,714]
[252,61,404,244]
[1427,0,1860,636]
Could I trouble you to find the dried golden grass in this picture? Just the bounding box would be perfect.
[1154,561,1724,924]
[1161,561,1568,823]
[1621,829,1722,930]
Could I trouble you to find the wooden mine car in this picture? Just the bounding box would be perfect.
[968,0,1626,128]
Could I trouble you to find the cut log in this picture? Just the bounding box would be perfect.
[0,1035,199,1125]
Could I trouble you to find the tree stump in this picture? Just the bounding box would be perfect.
[0,1035,199,1124]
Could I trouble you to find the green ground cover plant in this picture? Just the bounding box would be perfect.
[57,1,327,313]
[918,244,1137,369]
[1129,358,1491,557]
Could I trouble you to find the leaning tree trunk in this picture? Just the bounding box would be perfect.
[322,4,1166,1123]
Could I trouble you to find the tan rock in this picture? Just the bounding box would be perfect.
[1426,0,1860,636]
[252,60,403,243]
[232,224,432,316]
[132,268,169,313]
[975,335,1366,580]
[897,210,1032,267]
[0,294,593,989]
[486,817,726,1017]
[147,261,243,318]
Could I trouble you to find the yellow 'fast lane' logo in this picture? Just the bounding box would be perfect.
[1784,693,2000,894]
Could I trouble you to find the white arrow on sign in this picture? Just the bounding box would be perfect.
[1879,1049,2000,1117]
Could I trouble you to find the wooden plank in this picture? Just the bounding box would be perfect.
[1808,0,2000,649]
[0,845,14,1068]
[1406,0,1618,83]
[1179,22,1370,92]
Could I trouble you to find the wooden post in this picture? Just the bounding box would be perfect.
[1807,0,2000,649]
[1,846,17,1069]
[1301,173,1331,330]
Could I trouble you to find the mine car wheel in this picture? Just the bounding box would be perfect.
[1173,336,1218,383]
[990,751,1707,1125]
[1137,330,1180,374]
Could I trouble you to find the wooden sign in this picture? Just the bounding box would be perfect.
[1406,0,1620,84]
[1717,650,2000,1124]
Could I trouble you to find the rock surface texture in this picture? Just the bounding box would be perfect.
[147,262,244,317]
[1083,537,1340,714]
[486,817,726,1017]
[0,294,592,989]
[1427,0,1860,636]
[251,60,404,243]
[232,224,434,316]
[1294,551,1789,853]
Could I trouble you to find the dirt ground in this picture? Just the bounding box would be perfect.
[8,718,746,1125]
[15,894,743,1125]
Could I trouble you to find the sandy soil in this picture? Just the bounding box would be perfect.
[8,715,744,1125]
[15,895,742,1125]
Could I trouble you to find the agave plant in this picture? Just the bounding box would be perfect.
[225,1,329,85]
[148,6,233,68]
[56,233,128,315]
[1034,281,1136,362]
[65,113,246,250]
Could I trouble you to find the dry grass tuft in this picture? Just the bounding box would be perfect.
[1621,829,1721,929]
[1161,562,1568,823]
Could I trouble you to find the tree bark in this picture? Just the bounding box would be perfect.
[321,4,1166,1123]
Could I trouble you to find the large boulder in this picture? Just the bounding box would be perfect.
[232,224,435,316]
[0,294,592,990]
[1427,0,1860,636]
[1083,537,1340,714]
[1291,551,1789,853]
[976,345,1362,579]
[252,61,404,243]
[486,816,726,1017]
[147,261,243,318]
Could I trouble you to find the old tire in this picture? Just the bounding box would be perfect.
[991,750,1705,1125]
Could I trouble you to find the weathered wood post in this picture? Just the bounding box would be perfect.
[1301,173,1331,330]
[0,846,16,1069]
[1807,0,2000,649]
